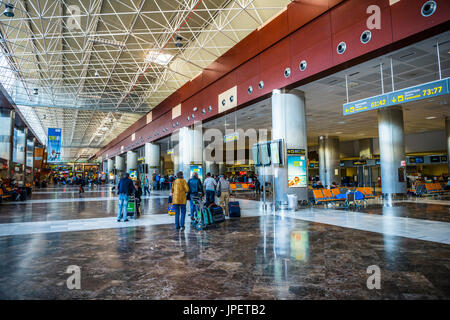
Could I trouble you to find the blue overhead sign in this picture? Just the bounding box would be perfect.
[343,77,449,116]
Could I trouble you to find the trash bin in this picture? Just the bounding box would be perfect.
[287,194,298,211]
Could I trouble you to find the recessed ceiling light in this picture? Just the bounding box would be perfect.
[425,116,436,120]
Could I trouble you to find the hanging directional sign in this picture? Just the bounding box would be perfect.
[343,77,449,116]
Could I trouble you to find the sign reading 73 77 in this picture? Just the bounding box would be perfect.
[343,78,449,116]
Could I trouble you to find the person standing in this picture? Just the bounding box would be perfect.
[216,175,231,216]
[79,178,85,194]
[203,172,217,206]
[143,175,150,196]
[117,173,134,222]
[171,171,189,230]
[134,180,143,217]
[160,175,165,190]
[187,172,203,216]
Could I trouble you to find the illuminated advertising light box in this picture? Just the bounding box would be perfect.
[47,128,62,163]
[189,165,203,179]
[288,153,307,188]
[129,170,138,180]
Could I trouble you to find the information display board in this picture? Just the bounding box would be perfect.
[287,149,307,188]
[343,78,449,116]
[259,142,271,166]
[251,145,261,167]
[270,140,283,165]
[189,165,203,179]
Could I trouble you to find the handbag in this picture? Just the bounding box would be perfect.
[186,192,191,200]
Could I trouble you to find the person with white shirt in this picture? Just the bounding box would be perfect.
[203,172,217,206]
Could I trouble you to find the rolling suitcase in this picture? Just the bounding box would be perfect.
[228,200,241,218]
[208,204,225,224]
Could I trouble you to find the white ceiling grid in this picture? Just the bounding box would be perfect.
[0,0,291,160]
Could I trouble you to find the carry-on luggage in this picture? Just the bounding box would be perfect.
[228,200,241,217]
[208,204,226,223]
[167,195,175,215]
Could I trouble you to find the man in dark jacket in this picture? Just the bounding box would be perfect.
[117,173,135,222]
[187,172,203,217]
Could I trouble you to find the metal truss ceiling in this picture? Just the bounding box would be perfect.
[0,0,291,160]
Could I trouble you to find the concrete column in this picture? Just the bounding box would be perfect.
[378,106,406,197]
[318,136,340,188]
[126,151,137,172]
[218,163,226,175]
[145,143,160,173]
[107,158,114,173]
[359,138,374,159]
[446,117,450,175]
[178,125,203,180]
[205,161,219,177]
[115,155,124,172]
[271,89,308,203]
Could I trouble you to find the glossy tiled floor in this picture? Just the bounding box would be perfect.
[0,185,449,299]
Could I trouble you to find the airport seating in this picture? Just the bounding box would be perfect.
[310,187,370,209]
[0,189,13,201]
[356,187,376,199]
[310,188,345,206]
[310,189,331,205]
[416,182,449,196]
[230,183,255,192]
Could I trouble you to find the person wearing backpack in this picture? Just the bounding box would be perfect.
[187,172,203,217]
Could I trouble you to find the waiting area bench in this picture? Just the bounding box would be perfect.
[0,188,13,202]
[230,183,255,192]
[309,187,376,208]
[415,183,450,197]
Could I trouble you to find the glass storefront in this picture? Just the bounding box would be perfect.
[0,111,11,161]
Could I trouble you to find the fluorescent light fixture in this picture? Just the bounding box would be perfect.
[425,116,436,120]
[145,50,173,66]
[88,36,126,48]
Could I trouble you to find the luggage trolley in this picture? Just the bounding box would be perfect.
[191,195,223,231]
[127,194,140,219]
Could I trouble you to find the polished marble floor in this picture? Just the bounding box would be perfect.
[0,185,449,299]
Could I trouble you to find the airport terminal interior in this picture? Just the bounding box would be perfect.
[0,0,449,300]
